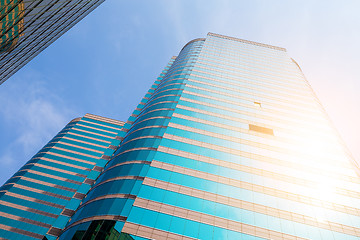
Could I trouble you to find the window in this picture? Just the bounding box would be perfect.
[249,124,274,135]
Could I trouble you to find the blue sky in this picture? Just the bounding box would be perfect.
[1,0,360,185]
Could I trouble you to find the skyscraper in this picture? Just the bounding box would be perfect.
[59,33,360,239]
[2,32,360,240]
[0,0,104,85]
[0,114,124,240]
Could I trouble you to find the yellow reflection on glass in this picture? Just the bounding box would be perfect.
[0,0,24,53]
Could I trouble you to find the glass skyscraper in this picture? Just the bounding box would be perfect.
[0,0,104,84]
[2,33,360,239]
[0,114,124,239]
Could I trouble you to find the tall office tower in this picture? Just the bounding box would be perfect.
[58,33,360,240]
[0,0,104,84]
[0,114,124,240]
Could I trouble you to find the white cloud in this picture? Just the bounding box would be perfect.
[0,69,76,185]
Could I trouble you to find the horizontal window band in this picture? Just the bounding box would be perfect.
[80,119,123,131]
[16,176,77,193]
[153,80,186,89]
[166,122,302,159]
[138,101,179,116]
[142,178,360,236]
[195,57,305,88]
[184,81,320,119]
[199,47,289,69]
[0,200,58,218]
[133,198,308,240]
[192,64,312,100]
[32,156,92,172]
[187,75,317,113]
[175,104,344,157]
[50,146,99,159]
[23,162,87,179]
[181,88,324,124]
[10,183,72,201]
[207,32,285,51]
[63,215,127,233]
[76,123,118,135]
[150,158,360,217]
[153,74,188,85]
[198,49,290,72]
[137,107,176,119]
[65,131,111,144]
[17,169,82,185]
[124,125,167,140]
[186,77,317,115]
[54,136,107,151]
[122,222,197,240]
[112,147,157,159]
[180,94,328,134]
[102,160,151,175]
[194,58,308,92]
[130,108,175,128]
[145,87,184,102]
[157,135,318,192]
[0,223,43,239]
[0,210,51,229]
[3,191,64,209]
[69,127,115,140]
[127,117,170,134]
[90,176,145,192]
[52,133,110,148]
[83,113,125,127]
[203,37,283,52]
[36,151,95,165]
[171,111,293,147]
[163,128,349,172]
[152,83,185,95]
[121,135,162,146]
[144,94,181,106]
[49,141,103,155]
[157,144,359,204]
[77,193,137,212]
[161,133,360,200]
[166,121,342,170]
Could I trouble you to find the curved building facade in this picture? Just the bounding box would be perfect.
[60,38,205,239]
[60,33,360,240]
[1,33,360,240]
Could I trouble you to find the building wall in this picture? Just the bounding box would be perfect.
[129,33,360,240]
[2,32,358,239]
[0,0,104,84]
[62,33,360,240]
[59,54,183,239]
[0,113,124,240]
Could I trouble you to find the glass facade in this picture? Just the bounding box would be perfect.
[60,33,360,239]
[0,114,124,240]
[0,0,104,84]
[2,32,360,240]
